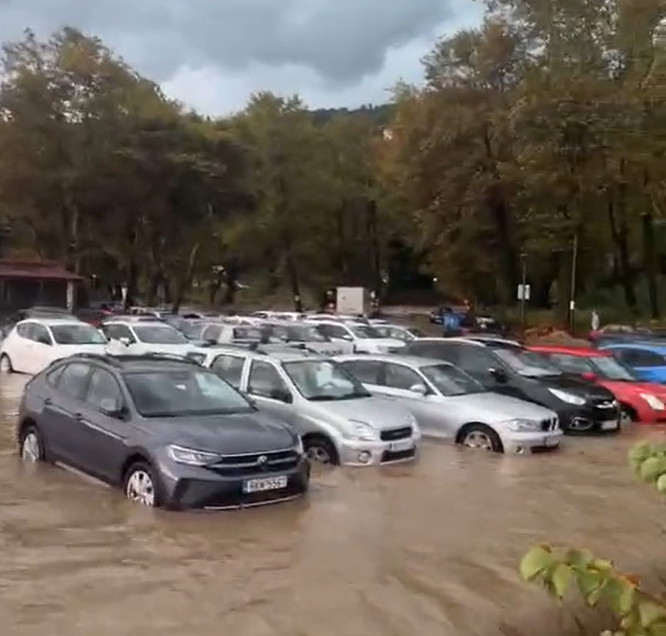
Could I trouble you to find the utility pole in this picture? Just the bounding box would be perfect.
[568,231,579,334]
[520,252,527,331]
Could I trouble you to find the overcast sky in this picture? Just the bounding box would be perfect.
[1,0,483,115]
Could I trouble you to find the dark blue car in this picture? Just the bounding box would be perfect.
[599,341,666,383]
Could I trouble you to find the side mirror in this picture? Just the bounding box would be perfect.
[37,336,51,345]
[490,368,508,383]
[99,398,126,418]
[582,371,597,381]
[270,388,293,403]
[409,383,428,395]
[341,334,354,341]
[119,337,131,346]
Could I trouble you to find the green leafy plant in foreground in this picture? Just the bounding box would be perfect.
[519,441,666,636]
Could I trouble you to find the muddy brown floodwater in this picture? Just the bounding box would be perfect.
[0,376,664,636]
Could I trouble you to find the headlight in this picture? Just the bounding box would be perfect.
[348,420,378,441]
[167,444,220,466]
[548,388,586,405]
[506,419,541,432]
[640,393,665,410]
[293,435,304,454]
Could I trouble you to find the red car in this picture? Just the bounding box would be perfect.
[528,344,666,424]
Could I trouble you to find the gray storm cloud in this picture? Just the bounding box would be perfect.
[0,0,458,84]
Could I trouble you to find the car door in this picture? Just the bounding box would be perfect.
[380,361,450,435]
[26,323,56,374]
[40,361,93,467]
[245,359,297,427]
[209,353,247,389]
[77,367,131,483]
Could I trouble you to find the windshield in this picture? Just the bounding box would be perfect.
[282,359,371,400]
[284,325,327,342]
[181,322,206,339]
[349,324,381,339]
[50,323,107,345]
[420,363,487,396]
[493,347,562,377]
[133,324,188,344]
[232,327,264,340]
[590,356,637,381]
[124,368,252,417]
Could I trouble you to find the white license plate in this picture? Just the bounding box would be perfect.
[388,439,414,452]
[243,476,288,493]
[601,420,619,430]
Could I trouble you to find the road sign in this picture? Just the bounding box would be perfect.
[517,284,531,301]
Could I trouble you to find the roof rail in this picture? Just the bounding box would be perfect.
[71,352,123,366]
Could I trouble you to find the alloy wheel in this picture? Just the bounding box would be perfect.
[125,470,156,506]
[21,432,41,462]
[463,431,493,450]
[306,446,332,464]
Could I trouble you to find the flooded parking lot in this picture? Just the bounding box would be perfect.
[0,374,664,636]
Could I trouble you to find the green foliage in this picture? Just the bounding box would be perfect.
[520,441,666,635]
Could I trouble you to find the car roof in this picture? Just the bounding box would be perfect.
[411,337,485,347]
[63,352,202,372]
[529,344,609,357]
[105,319,169,327]
[603,341,666,352]
[21,317,84,326]
[196,344,327,362]
[336,353,453,368]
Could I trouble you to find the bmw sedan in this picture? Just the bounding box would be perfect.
[16,353,310,510]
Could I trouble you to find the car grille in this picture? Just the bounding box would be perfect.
[208,449,301,477]
[381,447,417,463]
[380,426,413,442]
[540,417,559,432]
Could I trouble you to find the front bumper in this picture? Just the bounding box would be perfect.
[558,402,621,434]
[160,456,311,510]
[502,429,563,454]
[338,436,420,466]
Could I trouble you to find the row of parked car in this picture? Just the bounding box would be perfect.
[2,307,665,511]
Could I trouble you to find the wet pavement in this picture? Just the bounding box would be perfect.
[0,374,664,636]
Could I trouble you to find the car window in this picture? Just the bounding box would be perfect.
[404,341,449,359]
[16,323,30,338]
[181,322,206,340]
[340,360,383,384]
[384,363,423,390]
[210,354,246,388]
[247,360,289,398]
[104,324,136,342]
[56,362,92,398]
[132,324,187,344]
[46,365,65,386]
[282,359,370,400]
[324,324,352,339]
[455,346,499,379]
[202,324,222,341]
[548,353,593,374]
[86,368,125,410]
[29,323,52,345]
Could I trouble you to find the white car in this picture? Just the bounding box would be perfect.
[305,320,404,354]
[101,320,198,356]
[0,318,110,374]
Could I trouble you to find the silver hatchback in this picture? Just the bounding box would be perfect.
[335,354,562,454]
[200,347,421,466]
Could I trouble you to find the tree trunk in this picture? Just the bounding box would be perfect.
[641,212,660,318]
[171,243,200,313]
[606,195,637,310]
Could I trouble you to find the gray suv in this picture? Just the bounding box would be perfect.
[201,346,422,466]
[16,353,309,510]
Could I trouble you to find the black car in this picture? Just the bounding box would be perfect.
[16,353,310,510]
[400,338,620,434]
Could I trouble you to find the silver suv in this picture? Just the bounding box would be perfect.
[199,346,421,466]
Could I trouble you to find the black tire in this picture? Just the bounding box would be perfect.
[620,405,636,426]
[304,435,339,465]
[122,461,164,508]
[457,423,503,453]
[0,353,14,373]
[19,424,46,462]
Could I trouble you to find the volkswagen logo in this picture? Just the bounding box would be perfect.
[257,455,268,469]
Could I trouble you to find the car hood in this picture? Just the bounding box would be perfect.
[526,372,614,399]
[307,395,413,431]
[147,411,296,455]
[444,391,557,422]
[54,343,110,353]
[288,341,351,355]
[355,338,405,350]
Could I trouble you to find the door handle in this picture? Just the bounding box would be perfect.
[44,398,52,405]
[74,413,83,420]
